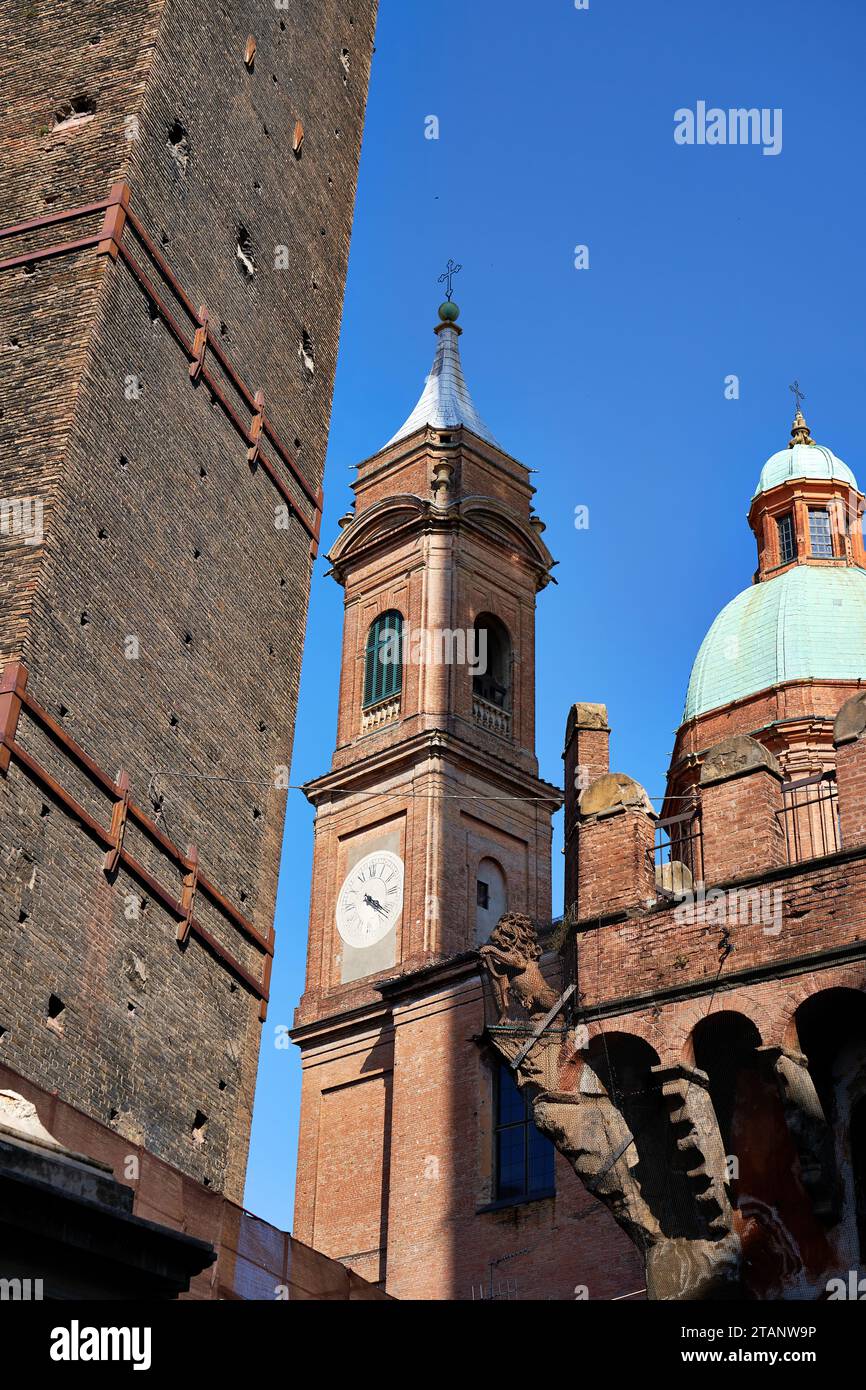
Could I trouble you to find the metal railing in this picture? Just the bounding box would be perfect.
[778,773,840,864]
[654,809,703,898]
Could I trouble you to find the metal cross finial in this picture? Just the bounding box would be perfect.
[789,379,806,414]
[438,258,462,301]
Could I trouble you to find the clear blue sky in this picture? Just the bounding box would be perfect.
[244,0,866,1227]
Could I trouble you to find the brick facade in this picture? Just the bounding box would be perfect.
[0,0,376,1201]
[290,340,612,1296]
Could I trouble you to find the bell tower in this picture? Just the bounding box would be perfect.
[292,298,562,1292]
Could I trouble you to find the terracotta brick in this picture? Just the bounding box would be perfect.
[0,0,376,1201]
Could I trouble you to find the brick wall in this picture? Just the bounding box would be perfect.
[294,967,643,1300]
[0,0,376,1199]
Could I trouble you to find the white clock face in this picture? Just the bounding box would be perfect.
[336,850,404,949]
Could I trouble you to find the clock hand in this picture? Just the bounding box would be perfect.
[363,893,387,916]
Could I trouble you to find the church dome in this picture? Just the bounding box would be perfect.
[683,565,866,721]
[752,442,858,499]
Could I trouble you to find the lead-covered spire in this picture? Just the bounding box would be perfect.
[384,300,500,449]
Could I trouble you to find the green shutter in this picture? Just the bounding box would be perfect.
[363,612,402,708]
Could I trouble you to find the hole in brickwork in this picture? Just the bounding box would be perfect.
[160,230,170,245]
[334,127,341,138]
[193,547,201,560]
[299,328,315,375]
[118,455,129,471]
[146,299,159,325]
[47,995,65,1026]
[97,528,108,540]
[236,226,256,279]
[0,1026,6,1044]
[58,704,69,718]
[239,890,248,903]
[252,807,261,821]
[167,120,190,174]
[169,713,179,729]
[53,96,96,132]
[22,263,35,277]
[219,322,228,337]
[40,803,50,818]
[279,576,286,588]
[17,908,28,924]
[294,437,301,450]
[191,1110,208,1144]
[218,1079,227,1091]
[80,611,90,626]
[258,719,266,733]
[229,982,238,993]
[253,180,262,194]
[199,464,207,479]
[340,47,350,81]
[183,632,193,647]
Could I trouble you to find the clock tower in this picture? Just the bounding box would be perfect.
[291,299,567,1297]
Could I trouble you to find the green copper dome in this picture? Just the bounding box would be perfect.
[752,442,858,499]
[683,565,866,721]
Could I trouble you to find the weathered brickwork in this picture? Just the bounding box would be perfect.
[576,851,866,1014]
[0,0,377,1200]
[293,969,643,1300]
[0,1060,389,1299]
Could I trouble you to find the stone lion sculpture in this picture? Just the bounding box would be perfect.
[479,913,559,1024]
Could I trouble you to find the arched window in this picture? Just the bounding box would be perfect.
[472,613,511,710]
[363,610,403,708]
[475,857,507,944]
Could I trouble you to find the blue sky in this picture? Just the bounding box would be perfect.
[243,0,866,1227]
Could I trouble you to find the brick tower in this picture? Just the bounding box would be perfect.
[0,1,376,1204]
[291,301,621,1299]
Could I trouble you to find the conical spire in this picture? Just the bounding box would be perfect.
[384,301,499,450]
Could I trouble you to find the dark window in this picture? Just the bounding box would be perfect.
[363,611,402,708]
[476,879,489,909]
[808,507,833,558]
[777,513,795,564]
[472,613,511,710]
[494,1063,555,1202]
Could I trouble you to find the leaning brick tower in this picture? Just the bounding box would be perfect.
[0,0,376,1202]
